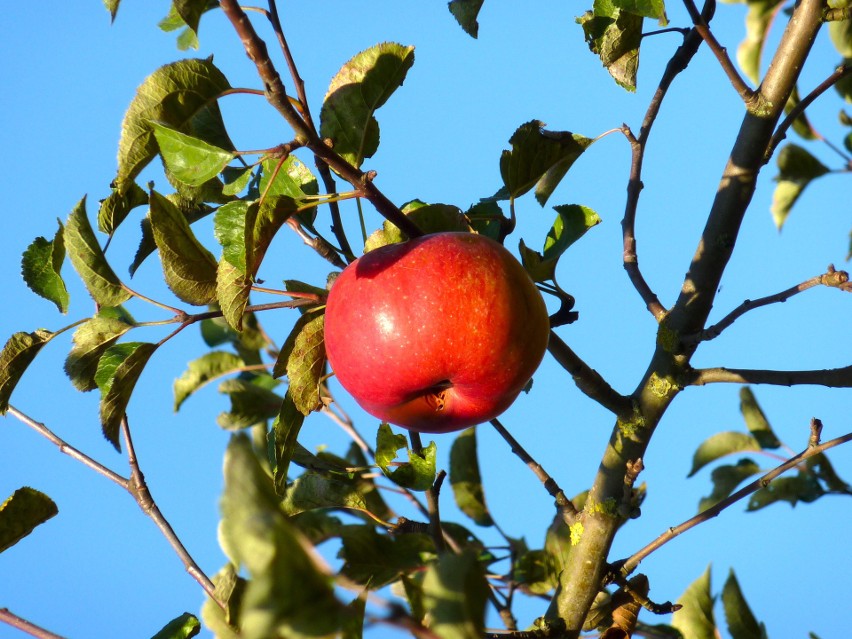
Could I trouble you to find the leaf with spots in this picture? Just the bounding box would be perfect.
[0,487,58,554]
[273,311,326,415]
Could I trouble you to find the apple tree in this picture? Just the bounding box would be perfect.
[1,1,850,639]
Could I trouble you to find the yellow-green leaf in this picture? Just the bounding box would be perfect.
[0,330,55,414]
[0,487,58,553]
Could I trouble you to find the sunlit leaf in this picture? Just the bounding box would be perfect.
[65,197,131,307]
[449,428,493,526]
[698,459,762,512]
[364,203,471,251]
[0,330,55,414]
[150,121,236,187]
[95,342,158,449]
[252,195,298,274]
[115,58,232,197]
[200,564,245,639]
[770,143,830,229]
[339,525,434,587]
[158,0,218,50]
[271,391,305,495]
[217,378,282,430]
[280,472,370,517]
[829,12,852,58]
[98,182,148,235]
[220,436,343,639]
[611,0,668,23]
[577,0,643,91]
[21,221,69,313]
[688,431,763,477]
[672,566,717,639]
[216,257,251,333]
[738,387,781,449]
[500,120,593,202]
[422,550,489,639]
[448,0,485,38]
[173,351,245,411]
[722,569,767,639]
[222,165,255,196]
[273,311,326,415]
[376,423,437,491]
[103,0,120,22]
[150,612,201,639]
[65,313,135,392]
[148,190,218,305]
[737,0,785,85]
[0,487,58,553]
[543,204,602,261]
[319,43,415,168]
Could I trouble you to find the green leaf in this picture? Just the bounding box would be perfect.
[514,549,558,595]
[688,431,763,477]
[364,203,471,252]
[271,391,305,495]
[222,165,255,196]
[376,423,437,491]
[0,487,58,553]
[808,452,852,494]
[148,190,218,305]
[736,0,785,84]
[273,312,326,415]
[339,525,435,587]
[98,182,149,235]
[342,593,367,639]
[216,257,252,332]
[150,612,201,639]
[65,197,131,307]
[738,387,781,449]
[672,566,717,639]
[577,0,643,91]
[252,195,299,274]
[518,239,556,283]
[173,351,245,410]
[158,0,218,51]
[500,120,593,202]
[103,0,120,22]
[115,57,232,196]
[280,472,370,517]
[784,85,818,141]
[770,143,831,230]
[543,204,602,261]
[611,0,668,23]
[422,550,489,639]
[21,221,70,313]
[722,570,767,639]
[200,564,246,639]
[95,342,158,450]
[449,428,493,526]
[319,43,416,168]
[747,472,823,510]
[65,313,135,392]
[448,0,485,38]
[215,200,256,273]
[150,121,236,187]
[217,378,282,430]
[698,459,762,512]
[0,330,55,414]
[830,16,852,57]
[220,435,343,639]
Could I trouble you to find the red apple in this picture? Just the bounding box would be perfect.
[324,232,550,433]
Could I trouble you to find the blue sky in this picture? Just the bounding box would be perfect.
[1,3,849,638]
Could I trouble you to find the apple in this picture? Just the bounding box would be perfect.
[324,232,550,433]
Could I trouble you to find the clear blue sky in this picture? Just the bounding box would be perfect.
[1,3,849,638]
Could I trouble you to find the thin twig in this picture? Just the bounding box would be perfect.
[619,429,852,575]
[547,331,632,415]
[489,418,578,523]
[684,365,852,388]
[0,608,67,639]
[765,62,852,163]
[682,0,757,104]
[683,265,850,344]
[408,432,447,552]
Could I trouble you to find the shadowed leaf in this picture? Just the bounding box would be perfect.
[449,428,493,526]
[770,143,830,229]
[217,377,282,430]
[21,221,69,313]
[376,423,437,491]
[173,351,245,410]
[95,342,158,450]
[737,0,785,84]
[422,550,489,639]
[65,313,135,392]
[339,525,434,587]
[543,204,602,261]
[280,472,370,517]
[149,190,218,305]
[0,487,58,553]
[577,0,643,91]
[698,459,762,512]
[722,570,767,639]
[320,43,415,168]
[98,182,148,235]
[672,566,717,639]
[448,0,485,38]
[784,86,818,141]
[689,431,762,477]
[272,391,305,495]
[158,0,218,50]
[65,197,131,307]
[738,387,781,449]
[748,472,823,510]
[0,330,55,414]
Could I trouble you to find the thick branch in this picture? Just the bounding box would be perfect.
[217,0,423,240]
[685,365,852,388]
[683,265,850,344]
[547,331,632,416]
[620,428,852,575]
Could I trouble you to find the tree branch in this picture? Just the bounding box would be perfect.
[0,608,67,639]
[684,365,852,388]
[547,331,632,416]
[619,426,852,575]
[217,0,423,240]
[683,265,850,344]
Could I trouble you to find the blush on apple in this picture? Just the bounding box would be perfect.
[323,232,550,433]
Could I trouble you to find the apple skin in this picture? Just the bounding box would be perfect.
[324,232,550,433]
